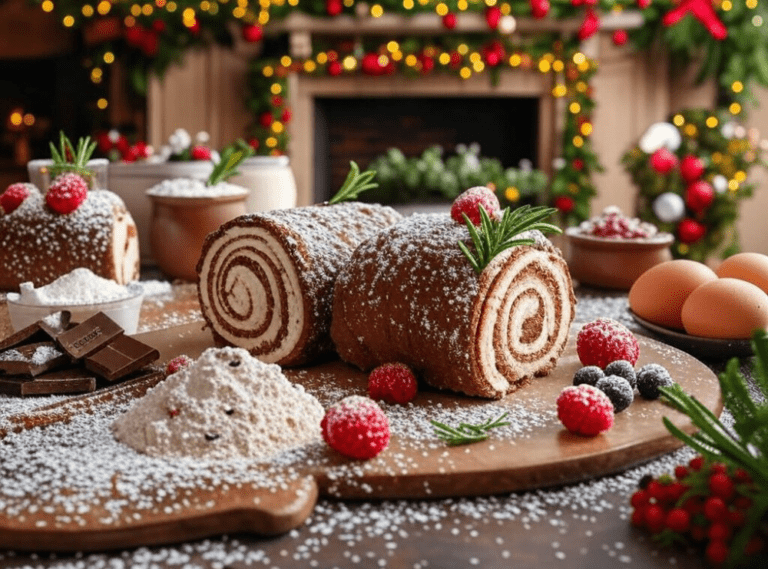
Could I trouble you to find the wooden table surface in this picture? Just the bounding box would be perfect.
[0,281,752,569]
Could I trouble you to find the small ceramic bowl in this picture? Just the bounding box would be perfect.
[565,228,675,290]
[6,283,144,334]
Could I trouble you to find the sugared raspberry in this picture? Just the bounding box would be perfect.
[190,145,212,160]
[165,354,193,375]
[321,395,390,459]
[576,317,640,368]
[46,173,88,214]
[1,183,34,214]
[368,362,418,405]
[636,363,674,400]
[595,375,634,413]
[450,186,501,226]
[556,384,614,436]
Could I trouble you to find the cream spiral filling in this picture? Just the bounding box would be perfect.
[472,247,573,394]
[198,226,304,364]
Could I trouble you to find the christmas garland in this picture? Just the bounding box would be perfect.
[247,36,599,223]
[622,108,766,262]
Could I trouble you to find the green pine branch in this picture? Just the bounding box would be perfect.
[207,139,254,186]
[48,131,97,179]
[328,161,379,204]
[459,204,562,274]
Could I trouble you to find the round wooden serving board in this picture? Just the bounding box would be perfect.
[0,321,722,552]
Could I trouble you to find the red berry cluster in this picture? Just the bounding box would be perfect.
[580,207,658,239]
[630,455,766,566]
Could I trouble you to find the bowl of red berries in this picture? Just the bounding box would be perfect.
[565,206,674,290]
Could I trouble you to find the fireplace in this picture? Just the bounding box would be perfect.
[288,71,558,206]
[312,95,539,201]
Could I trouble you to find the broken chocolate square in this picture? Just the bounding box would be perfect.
[0,367,97,397]
[0,311,72,351]
[84,334,160,382]
[0,342,70,377]
[56,312,124,360]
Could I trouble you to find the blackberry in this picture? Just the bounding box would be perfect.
[636,363,674,399]
[604,360,637,389]
[573,365,604,387]
[595,375,634,413]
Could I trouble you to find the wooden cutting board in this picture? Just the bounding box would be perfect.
[0,321,722,552]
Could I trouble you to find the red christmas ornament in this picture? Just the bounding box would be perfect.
[248,138,259,150]
[271,95,283,108]
[554,196,575,213]
[530,0,550,19]
[678,218,706,244]
[95,132,113,154]
[259,111,273,128]
[572,158,584,171]
[328,60,343,76]
[280,108,292,123]
[662,0,727,40]
[485,6,502,29]
[362,53,383,75]
[637,0,652,8]
[188,18,201,35]
[483,41,505,67]
[124,24,146,47]
[190,145,212,161]
[578,9,601,41]
[326,0,343,17]
[650,148,678,174]
[152,19,166,33]
[685,181,715,212]
[141,32,159,57]
[115,135,130,154]
[680,155,705,183]
[242,24,263,43]
[612,30,629,46]
[418,53,435,74]
[442,13,457,29]
[449,51,462,68]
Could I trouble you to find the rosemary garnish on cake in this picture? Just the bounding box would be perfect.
[207,139,254,186]
[328,161,379,204]
[459,205,562,274]
[48,131,97,180]
[430,412,511,445]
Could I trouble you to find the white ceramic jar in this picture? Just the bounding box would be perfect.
[228,155,298,213]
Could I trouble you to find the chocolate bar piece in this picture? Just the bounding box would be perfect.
[0,311,72,351]
[84,334,160,382]
[0,342,70,377]
[56,312,124,360]
[0,367,97,397]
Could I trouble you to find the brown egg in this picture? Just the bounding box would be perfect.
[681,278,768,339]
[628,259,717,330]
[715,252,768,295]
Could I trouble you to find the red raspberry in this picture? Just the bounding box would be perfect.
[321,395,390,460]
[46,173,88,214]
[368,362,418,405]
[644,504,666,533]
[705,539,730,565]
[556,384,614,436]
[190,145,212,160]
[576,317,640,368]
[1,183,32,214]
[450,186,501,226]
[709,472,735,500]
[165,354,193,375]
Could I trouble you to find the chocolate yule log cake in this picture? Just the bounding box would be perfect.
[330,213,576,399]
[196,202,402,366]
[0,188,140,291]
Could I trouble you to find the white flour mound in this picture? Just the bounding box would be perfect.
[112,346,325,460]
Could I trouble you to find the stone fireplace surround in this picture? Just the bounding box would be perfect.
[147,12,768,256]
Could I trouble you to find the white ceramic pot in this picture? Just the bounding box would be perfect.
[228,156,298,213]
[108,161,214,264]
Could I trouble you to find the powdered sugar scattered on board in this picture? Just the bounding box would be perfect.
[0,287,746,568]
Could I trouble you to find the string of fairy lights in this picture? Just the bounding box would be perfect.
[22,0,768,224]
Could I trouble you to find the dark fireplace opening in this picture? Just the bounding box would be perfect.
[313,96,539,202]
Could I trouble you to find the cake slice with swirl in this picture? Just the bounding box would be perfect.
[330,208,576,399]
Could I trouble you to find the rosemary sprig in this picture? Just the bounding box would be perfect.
[430,411,511,445]
[458,204,562,274]
[659,329,768,567]
[328,161,378,204]
[48,131,97,179]
[207,139,254,186]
